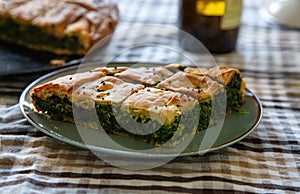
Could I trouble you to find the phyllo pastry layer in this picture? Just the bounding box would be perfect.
[157,71,224,101]
[184,65,246,112]
[115,66,174,86]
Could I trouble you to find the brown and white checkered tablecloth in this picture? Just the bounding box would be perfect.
[1,0,300,193]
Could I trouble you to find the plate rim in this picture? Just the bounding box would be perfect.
[0,58,83,76]
[19,63,263,158]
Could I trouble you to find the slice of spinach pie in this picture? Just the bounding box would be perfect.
[30,64,246,146]
[184,65,246,112]
[157,71,226,131]
[0,0,119,55]
[115,87,199,146]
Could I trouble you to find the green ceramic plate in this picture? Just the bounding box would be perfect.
[20,63,263,158]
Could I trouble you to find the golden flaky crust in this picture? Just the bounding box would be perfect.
[122,88,197,125]
[185,65,241,85]
[30,71,105,109]
[0,0,119,54]
[185,65,246,100]
[157,71,224,101]
[115,66,174,86]
[30,71,144,109]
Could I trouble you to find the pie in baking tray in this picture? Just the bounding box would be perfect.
[30,64,246,146]
[0,0,119,55]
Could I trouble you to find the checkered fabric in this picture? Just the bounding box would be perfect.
[1,0,300,193]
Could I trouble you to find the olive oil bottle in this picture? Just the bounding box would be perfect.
[179,0,243,53]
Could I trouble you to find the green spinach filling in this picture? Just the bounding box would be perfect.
[96,103,203,145]
[32,94,217,145]
[31,95,73,120]
[0,16,85,53]
[225,73,243,111]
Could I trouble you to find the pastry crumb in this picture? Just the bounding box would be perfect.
[50,59,66,66]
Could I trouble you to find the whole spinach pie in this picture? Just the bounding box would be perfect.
[0,0,119,55]
[30,64,246,146]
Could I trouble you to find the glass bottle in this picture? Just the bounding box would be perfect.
[178,0,243,53]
